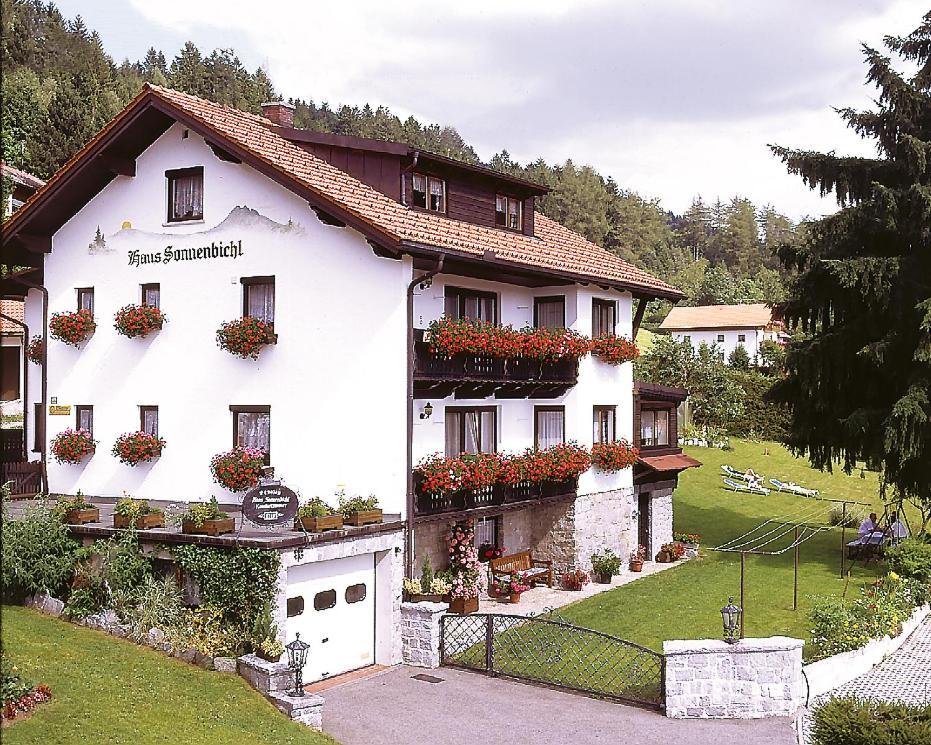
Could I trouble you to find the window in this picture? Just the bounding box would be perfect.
[231,405,270,465]
[717,334,725,343]
[592,299,616,337]
[593,406,616,444]
[640,409,669,447]
[242,276,275,328]
[474,516,501,548]
[77,287,94,314]
[534,296,565,329]
[141,283,160,308]
[738,334,746,343]
[140,406,158,436]
[445,407,496,456]
[444,287,497,323]
[411,173,445,212]
[286,596,304,617]
[166,166,203,222]
[33,402,44,452]
[313,589,337,611]
[345,583,367,604]
[76,405,93,436]
[535,406,565,450]
[683,335,691,343]
[495,195,522,230]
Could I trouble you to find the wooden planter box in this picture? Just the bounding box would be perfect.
[405,593,444,604]
[181,517,235,536]
[64,507,99,525]
[113,512,165,530]
[256,650,281,663]
[448,596,479,614]
[295,514,344,532]
[345,509,383,527]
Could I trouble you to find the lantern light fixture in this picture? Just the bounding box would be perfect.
[420,402,434,420]
[285,633,311,696]
[721,596,741,644]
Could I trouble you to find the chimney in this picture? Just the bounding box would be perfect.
[261,101,295,128]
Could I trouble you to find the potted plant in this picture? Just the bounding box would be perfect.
[295,497,343,532]
[25,335,44,365]
[180,496,235,536]
[491,571,531,603]
[447,520,483,613]
[210,447,265,492]
[673,531,701,558]
[49,308,95,346]
[251,603,284,662]
[338,492,382,526]
[113,304,167,338]
[57,492,99,524]
[113,497,164,530]
[590,549,622,584]
[112,431,166,465]
[50,428,96,464]
[216,316,275,359]
[629,545,646,572]
[404,556,452,602]
[561,568,590,591]
[656,542,685,563]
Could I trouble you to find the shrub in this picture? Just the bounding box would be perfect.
[811,697,931,745]
[210,447,265,491]
[49,308,95,346]
[113,303,166,338]
[50,428,96,464]
[165,606,242,657]
[1,500,79,600]
[727,369,791,440]
[886,539,931,584]
[828,505,865,528]
[216,316,272,359]
[123,575,183,641]
[249,601,281,656]
[66,535,152,619]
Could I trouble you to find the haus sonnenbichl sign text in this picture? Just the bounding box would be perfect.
[128,240,243,267]
[241,483,299,527]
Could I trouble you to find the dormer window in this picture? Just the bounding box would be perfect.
[412,173,445,212]
[166,167,203,223]
[495,195,522,230]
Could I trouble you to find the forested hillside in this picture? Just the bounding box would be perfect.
[1,0,804,315]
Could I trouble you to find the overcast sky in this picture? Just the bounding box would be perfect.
[59,0,925,219]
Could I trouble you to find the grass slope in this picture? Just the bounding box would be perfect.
[561,439,890,658]
[1,605,334,745]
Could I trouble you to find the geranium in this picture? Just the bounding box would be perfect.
[49,309,95,346]
[113,304,166,338]
[210,447,266,491]
[590,334,639,364]
[519,326,590,362]
[427,317,591,363]
[542,441,591,481]
[416,452,463,495]
[457,452,502,490]
[561,569,590,591]
[492,571,530,596]
[478,543,506,562]
[25,335,44,364]
[112,431,166,465]
[591,440,639,472]
[216,316,273,360]
[673,532,701,544]
[50,428,96,464]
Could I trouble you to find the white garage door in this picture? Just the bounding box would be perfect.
[285,554,376,683]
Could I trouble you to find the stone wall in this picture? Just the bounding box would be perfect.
[401,601,446,668]
[663,637,805,719]
[412,521,449,576]
[528,500,576,574]
[573,487,636,572]
[650,488,673,553]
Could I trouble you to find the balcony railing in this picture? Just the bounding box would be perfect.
[412,475,578,519]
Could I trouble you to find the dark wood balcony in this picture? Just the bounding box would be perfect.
[413,329,578,399]
[412,474,578,523]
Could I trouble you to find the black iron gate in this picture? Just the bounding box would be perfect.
[440,612,665,708]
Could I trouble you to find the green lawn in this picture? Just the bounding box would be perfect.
[561,439,893,659]
[1,605,334,745]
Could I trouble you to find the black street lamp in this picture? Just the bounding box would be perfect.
[721,596,741,644]
[285,633,311,696]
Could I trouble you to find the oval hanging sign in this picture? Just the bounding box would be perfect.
[242,483,299,526]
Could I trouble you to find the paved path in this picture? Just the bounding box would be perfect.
[322,665,795,745]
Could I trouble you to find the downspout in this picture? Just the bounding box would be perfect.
[0,311,28,460]
[399,151,420,206]
[405,253,444,578]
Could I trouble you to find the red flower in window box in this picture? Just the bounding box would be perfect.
[112,431,166,465]
[216,316,274,359]
[591,440,639,472]
[590,334,639,364]
[49,309,96,346]
[50,428,96,464]
[457,452,503,490]
[426,317,591,362]
[114,304,167,338]
[210,446,266,491]
[519,326,590,362]
[25,335,44,365]
[542,442,592,481]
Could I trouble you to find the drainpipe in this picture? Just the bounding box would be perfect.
[405,253,444,578]
[400,151,420,206]
[0,311,28,460]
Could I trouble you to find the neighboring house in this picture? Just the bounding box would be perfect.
[659,303,786,364]
[2,162,45,218]
[1,299,25,410]
[0,85,698,684]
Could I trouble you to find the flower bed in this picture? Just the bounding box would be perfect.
[50,428,96,464]
[1,654,52,722]
[25,335,44,365]
[210,447,265,492]
[114,304,166,338]
[591,440,639,472]
[216,316,273,359]
[49,308,95,346]
[112,431,166,465]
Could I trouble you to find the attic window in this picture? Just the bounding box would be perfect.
[411,173,445,212]
[495,195,522,231]
[166,167,203,223]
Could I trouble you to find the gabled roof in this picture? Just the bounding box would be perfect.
[660,303,776,331]
[1,163,45,190]
[1,85,683,300]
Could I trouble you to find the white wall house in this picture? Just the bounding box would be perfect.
[659,303,785,364]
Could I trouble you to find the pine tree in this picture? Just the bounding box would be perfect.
[770,14,931,531]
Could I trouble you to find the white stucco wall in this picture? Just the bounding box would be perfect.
[25,123,409,511]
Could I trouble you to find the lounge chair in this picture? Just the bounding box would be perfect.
[722,477,771,496]
[722,465,754,481]
[769,479,819,497]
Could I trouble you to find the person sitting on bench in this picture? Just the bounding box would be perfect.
[886,512,909,546]
[858,513,878,541]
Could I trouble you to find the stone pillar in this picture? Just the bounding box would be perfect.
[573,487,636,571]
[401,601,446,668]
[267,691,325,731]
[662,637,805,719]
[650,489,673,550]
[238,653,293,694]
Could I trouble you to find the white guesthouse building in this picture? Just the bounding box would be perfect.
[659,303,786,365]
[1,85,695,684]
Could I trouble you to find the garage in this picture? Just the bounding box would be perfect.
[285,553,376,683]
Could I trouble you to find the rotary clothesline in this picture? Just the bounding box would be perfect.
[711,502,831,555]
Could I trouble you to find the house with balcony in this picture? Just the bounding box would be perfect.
[0,84,692,684]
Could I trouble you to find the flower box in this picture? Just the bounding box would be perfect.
[64,507,99,525]
[114,304,166,338]
[295,514,343,532]
[181,518,236,536]
[113,512,165,530]
[345,508,383,527]
[405,593,444,604]
[448,596,479,614]
[256,649,282,663]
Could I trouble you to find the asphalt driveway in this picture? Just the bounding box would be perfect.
[321,665,796,745]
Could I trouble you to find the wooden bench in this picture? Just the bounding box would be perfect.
[489,550,553,588]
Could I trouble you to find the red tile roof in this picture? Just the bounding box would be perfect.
[639,454,702,473]
[0,299,24,334]
[660,303,776,331]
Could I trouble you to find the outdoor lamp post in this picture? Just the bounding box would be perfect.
[721,596,741,644]
[285,633,311,697]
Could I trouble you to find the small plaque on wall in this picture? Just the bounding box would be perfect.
[49,405,72,416]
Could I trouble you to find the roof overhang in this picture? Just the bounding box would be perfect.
[638,453,702,473]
